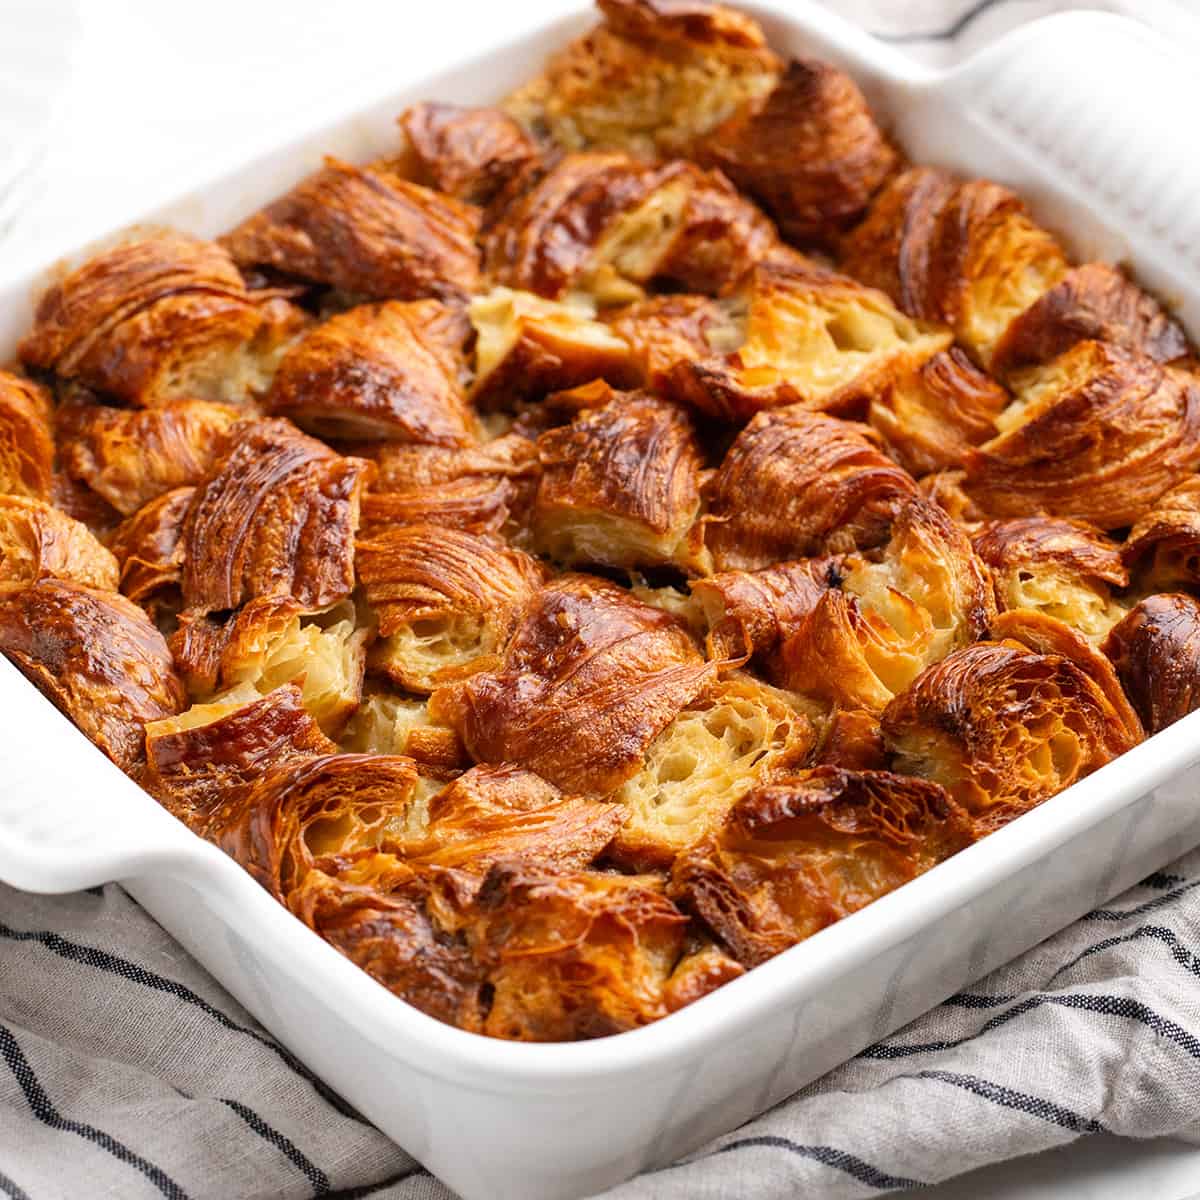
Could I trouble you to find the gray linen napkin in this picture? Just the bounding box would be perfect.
[4,2,1200,1198]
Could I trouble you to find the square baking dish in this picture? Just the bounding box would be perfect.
[3,5,1200,1198]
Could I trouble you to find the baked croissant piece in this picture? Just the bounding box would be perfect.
[0,372,54,499]
[697,57,898,247]
[221,158,481,302]
[703,406,918,571]
[612,673,813,868]
[356,524,545,693]
[434,862,691,1041]
[430,574,718,794]
[19,233,307,406]
[0,579,185,772]
[264,300,475,443]
[358,433,539,538]
[972,516,1127,639]
[107,487,193,616]
[485,152,776,302]
[57,398,240,516]
[663,257,952,422]
[0,496,119,592]
[170,596,367,735]
[961,340,1200,529]
[469,287,640,408]
[532,386,708,572]
[672,767,973,966]
[396,102,540,205]
[180,418,371,613]
[144,684,335,832]
[1120,477,1200,594]
[842,167,1068,367]
[504,0,782,159]
[1104,594,1200,735]
[882,639,1142,833]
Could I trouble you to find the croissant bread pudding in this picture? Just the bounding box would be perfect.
[4,0,1198,1042]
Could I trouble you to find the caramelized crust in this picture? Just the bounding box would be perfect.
[973,516,1127,639]
[143,683,335,831]
[867,346,1008,477]
[533,389,707,572]
[0,372,54,499]
[665,258,951,421]
[393,763,623,872]
[447,862,689,1040]
[612,673,813,868]
[0,496,119,591]
[108,487,192,614]
[0,579,185,772]
[359,434,539,537]
[672,767,973,965]
[221,158,481,301]
[1104,594,1200,734]
[58,399,240,516]
[881,640,1141,832]
[504,0,781,159]
[781,499,995,711]
[214,752,419,899]
[608,293,741,388]
[265,300,475,443]
[357,524,545,693]
[19,233,306,406]
[703,406,918,571]
[181,419,370,612]
[290,860,485,1029]
[469,288,640,409]
[486,153,774,302]
[699,58,898,247]
[991,262,1190,375]
[812,707,888,770]
[842,168,1068,365]
[1121,477,1200,593]
[170,596,367,734]
[430,574,717,794]
[692,557,842,660]
[397,102,540,204]
[963,341,1200,529]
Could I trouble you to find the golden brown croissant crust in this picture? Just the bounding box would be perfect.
[221,159,481,301]
[0,579,185,772]
[8,0,1200,1043]
[180,418,370,612]
[0,371,55,499]
[1104,594,1200,735]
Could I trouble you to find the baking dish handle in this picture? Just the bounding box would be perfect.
[0,661,223,894]
[928,10,1200,310]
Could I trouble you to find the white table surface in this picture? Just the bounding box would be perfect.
[5,1,1200,1196]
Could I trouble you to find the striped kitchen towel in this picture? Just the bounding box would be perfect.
[4,2,1200,1198]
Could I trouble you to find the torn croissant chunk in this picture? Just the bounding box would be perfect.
[0,371,54,499]
[357,524,545,694]
[881,639,1142,834]
[0,495,119,592]
[672,767,973,966]
[532,387,709,573]
[504,0,782,159]
[18,232,307,406]
[430,574,717,795]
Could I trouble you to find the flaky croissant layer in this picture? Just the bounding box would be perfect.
[2,0,1197,1042]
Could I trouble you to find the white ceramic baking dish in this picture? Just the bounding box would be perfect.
[3,5,1200,1198]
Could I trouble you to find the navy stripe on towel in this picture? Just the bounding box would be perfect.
[0,920,359,1121]
[914,1070,1104,1133]
[864,993,1200,1061]
[0,1022,189,1200]
[0,1168,31,1200]
[219,1098,331,1195]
